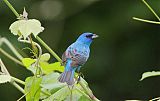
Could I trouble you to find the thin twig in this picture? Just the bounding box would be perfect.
[133,17,160,24]
[18,36,43,76]
[2,0,100,100]
[0,48,23,66]
[11,76,25,85]
[0,59,25,94]
[0,37,23,60]
[11,81,25,94]
[36,36,62,62]
[142,0,160,21]
[17,92,28,101]
[3,0,19,17]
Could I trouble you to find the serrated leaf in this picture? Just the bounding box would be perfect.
[9,20,25,36]
[40,53,50,62]
[140,71,160,81]
[0,75,11,84]
[24,76,42,101]
[9,19,44,39]
[40,62,64,74]
[22,58,36,67]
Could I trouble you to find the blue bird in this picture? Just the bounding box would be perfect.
[58,32,98,85]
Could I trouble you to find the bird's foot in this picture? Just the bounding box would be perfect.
[76,72,84,84]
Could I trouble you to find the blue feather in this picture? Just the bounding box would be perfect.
[58,32,98,85]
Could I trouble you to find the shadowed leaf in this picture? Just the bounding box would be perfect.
[140,71,160,81]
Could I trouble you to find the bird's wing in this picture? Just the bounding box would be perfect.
[62,43,89,67]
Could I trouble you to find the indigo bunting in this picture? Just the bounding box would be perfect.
[58,32,98,85]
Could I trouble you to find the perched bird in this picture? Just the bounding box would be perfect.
[58,32,98,85]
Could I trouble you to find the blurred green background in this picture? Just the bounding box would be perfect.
[1,0,160,101]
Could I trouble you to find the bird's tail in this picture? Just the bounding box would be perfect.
[58,60,76,85]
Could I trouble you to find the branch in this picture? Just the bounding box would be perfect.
[0,48,23,66]
[18,36,43,75]
[0,59,25,94]
[36,36,62,62]
[2,0,100,100]
[3,0,19,18]
[0,37,23,60]
[142,0,160,21]
[133,17,160,24]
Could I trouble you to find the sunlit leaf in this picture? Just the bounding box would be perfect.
[140,71,160,81]
[40,53,50,62]
[24,76,42,101]
[9,20,25,36]
[65,89,83,101]
[42,86,70,101]
[9,19,44,39]
[78,95,91,101]
[22,58,36,67]
[40,88,51,100]
[41,72,65,92]
[0,75,11,84]
[40,62,64,74]
[20,19,44,38]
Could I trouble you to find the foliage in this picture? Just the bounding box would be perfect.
[9,19,44,39]
[133,0,160,100]
[0,0,99,101]
[133,0,160,81]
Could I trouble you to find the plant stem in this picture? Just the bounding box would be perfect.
[3,0,19,18]
[0,37,23,60]
[36,35,100,101]
[0,58,10,75]
[133,17,160,24]
[142,0,160,21]
[75,86,92,100]
[36,36,62,62]
[18,36,43,76]
[0,59,25,94]
[0,48,23,66]
[3,0,100,100]
[79,81,100,101]
[11,76,25,85]
[11,81,25,94]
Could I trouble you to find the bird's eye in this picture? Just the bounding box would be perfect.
[86,34,93,38]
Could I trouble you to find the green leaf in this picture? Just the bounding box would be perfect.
[40,53,50,62]
[0,75,11,84]
[9,20,25,36]
[24,76,42,101]
[40,62,64,74]
[78,95,91,101]
[41,72,92,101]
[65,89,83,101]
[140,71,160,81]
[9,19,44,39]
[40,88,51,100]
[22,58,36,67]
[42,86,70,101]
[41,72,65,92]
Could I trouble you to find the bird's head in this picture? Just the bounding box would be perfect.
[76,32,98,46]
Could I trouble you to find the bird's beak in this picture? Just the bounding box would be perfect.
[92,34,99,39]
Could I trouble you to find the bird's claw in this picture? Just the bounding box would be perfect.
[76,72,84,84]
